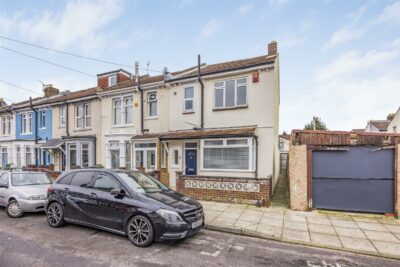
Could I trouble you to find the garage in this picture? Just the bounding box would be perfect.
[288,130,400,217]
[312,146,394,213]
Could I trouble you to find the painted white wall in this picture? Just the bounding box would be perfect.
[388,108,400,133]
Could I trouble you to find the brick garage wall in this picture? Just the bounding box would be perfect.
[288,144,308,211]
[176,173,271,206]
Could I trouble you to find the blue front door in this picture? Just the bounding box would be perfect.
[185,149,197,175]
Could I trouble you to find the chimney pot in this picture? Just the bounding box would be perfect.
[268,41,278,56]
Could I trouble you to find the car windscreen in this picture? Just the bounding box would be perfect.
[117,172,169,193]
[11,173,52,186]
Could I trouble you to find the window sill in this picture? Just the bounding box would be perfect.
[182,111,195,114]
[145,117,158,120]
[20,132,33,136]
[212,105,248,112]
[111,124,134,128]
[200,168,255,173]
[39,127,46,130]
[74,128,92,132]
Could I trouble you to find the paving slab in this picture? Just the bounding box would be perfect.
[383,224,400,234]
[260,217,283,228]
[330,219,359,229]
[371,241,400,257]
[256,224,282,238]
[363,230,400,243]
[310,232,342,248]
[284,213,307,223]
[356,222,389,232]
[307,216,332,225]
[282,229,310,243]
[339,236,378,253]
[308,223,336,235]
[334,227,367,239]
[283,221,308,231]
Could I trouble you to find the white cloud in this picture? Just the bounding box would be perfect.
[391,36,400,48]
[377,1,400,24]
[269,0,290,8]
[178,0,194,10]
[239,3,254,16]
[0,0,125,52]
[198,18,222,39]
[275,18,314,49]
[323,26,364,50]
[315,50,398,83]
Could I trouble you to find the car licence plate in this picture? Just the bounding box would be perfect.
[192,218,203,229]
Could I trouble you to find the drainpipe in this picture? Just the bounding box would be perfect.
[135,61,144,134]
[29,97,39,166]
[65,102,69,136]
[198,55,204,130]
[255,135,258,178]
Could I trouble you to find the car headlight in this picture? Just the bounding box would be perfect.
[156,209,184,222]
[27,195,46,201]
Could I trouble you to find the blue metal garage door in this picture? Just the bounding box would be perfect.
[312,146,394,214]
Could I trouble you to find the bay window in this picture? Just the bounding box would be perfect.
[214,78,247,109]
[134,142,156,170]
[201,138,253,171]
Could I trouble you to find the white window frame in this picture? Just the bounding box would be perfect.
[147,92,157,118]
[21,112,32,134]
[40,110,46,129]
[213,77,248,109]
[133,142,157,171]
[59,106,66,128]
[200,137,254,172]
[183,86,195,112]
[108,75,117,86]
[112,96,133,126]
[75,103,91,129]
[1,116,6,135]
[25,146,32,166]
[7,116,11,135]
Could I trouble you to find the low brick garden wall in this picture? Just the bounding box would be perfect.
[176,172,271,206]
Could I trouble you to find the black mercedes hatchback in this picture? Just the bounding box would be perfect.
[45,169,204,247]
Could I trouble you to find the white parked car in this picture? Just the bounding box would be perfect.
[0,171,52,218]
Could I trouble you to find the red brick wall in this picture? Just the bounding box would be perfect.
[98,73,131,88]
[176,173,271,206]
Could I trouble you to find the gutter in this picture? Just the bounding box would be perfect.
[137,75,144,134]
[255,135,258,178]
[65,102,69,137]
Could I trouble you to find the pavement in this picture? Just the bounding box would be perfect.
[0,208,399,267]
[201,200,400,261]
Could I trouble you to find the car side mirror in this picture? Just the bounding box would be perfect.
[110,188,125,198]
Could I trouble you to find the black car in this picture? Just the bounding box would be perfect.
[45,169,204,247]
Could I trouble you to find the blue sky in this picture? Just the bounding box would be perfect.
[0,0,399,132]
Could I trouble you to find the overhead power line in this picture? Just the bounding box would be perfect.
[0,79,42,95]
[0,35,163,73]
[0,45,96,78]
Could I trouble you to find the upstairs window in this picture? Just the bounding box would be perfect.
[76,103,91,129]
[214,78,247,109]
[21,112,32,134]
[1,117,5,135]
[184,86,194,112]
[113,96,133,125]
[108,75,117,86]
[40,110,46,128]
[148,92,157,117]
[7,116,11,135]
[60,107,66,127]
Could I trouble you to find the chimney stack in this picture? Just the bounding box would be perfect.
[387,113,395,121]
[0,97,7,107]
[43,84,59,97]
[268,41,278,56]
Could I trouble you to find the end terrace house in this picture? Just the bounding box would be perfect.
[103,41,280,206]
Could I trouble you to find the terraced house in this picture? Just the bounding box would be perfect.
[0,41,280,206]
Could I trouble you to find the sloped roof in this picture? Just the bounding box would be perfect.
[132,127,256,140]
[369,120,390,131]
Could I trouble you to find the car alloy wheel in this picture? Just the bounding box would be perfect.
[6,200,23,218]
[127,215,154,247]
[47,202,65,227]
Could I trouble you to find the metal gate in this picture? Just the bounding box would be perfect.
[312,146,394,213]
